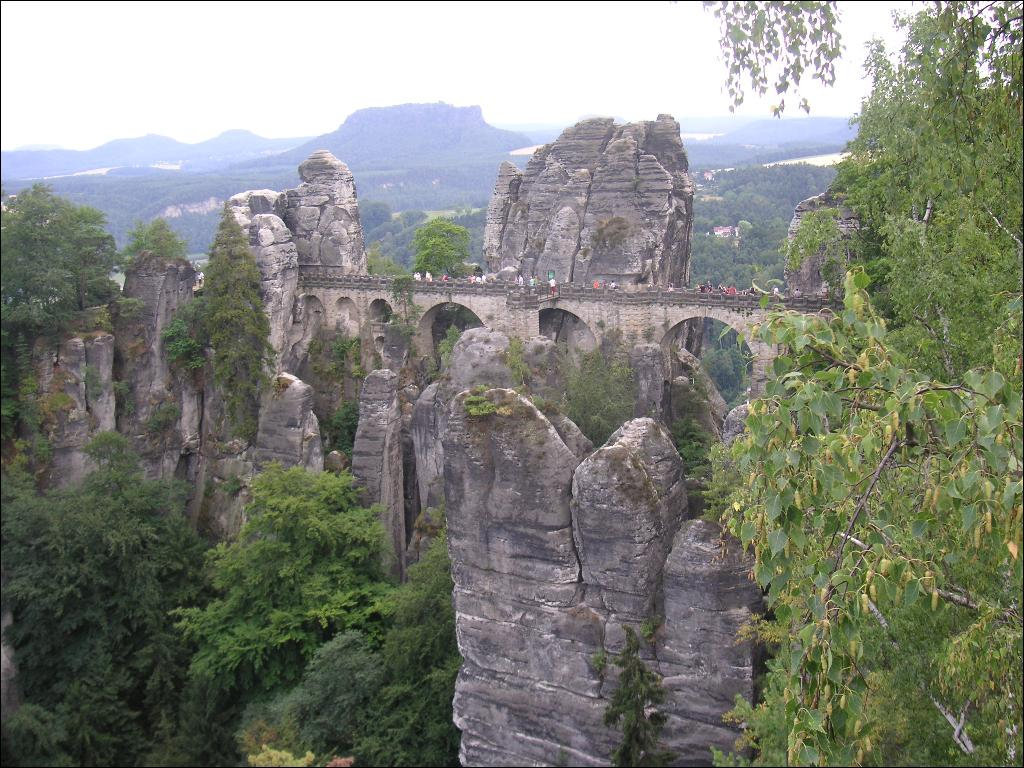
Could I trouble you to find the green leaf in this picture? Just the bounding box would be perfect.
[768,527,789,556]
[902,579,921,608]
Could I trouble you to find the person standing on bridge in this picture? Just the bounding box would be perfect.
[549,277,557,297]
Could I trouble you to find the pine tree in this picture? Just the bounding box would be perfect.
[603,626,674,767]
[203,206,272,440]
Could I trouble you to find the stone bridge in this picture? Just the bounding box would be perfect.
[295,266,837,393]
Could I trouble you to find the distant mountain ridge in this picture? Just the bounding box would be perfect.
[1,130,310,179]
[708,116,854,146]
[1,105,857,254]
[236,103,533,172]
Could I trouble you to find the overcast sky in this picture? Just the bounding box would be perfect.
[1,1,913,151]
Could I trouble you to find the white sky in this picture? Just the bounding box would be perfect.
[0,1,914,151]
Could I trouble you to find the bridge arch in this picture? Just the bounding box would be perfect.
[657,308,775,397]
[416,300,484,359]
[284,293,327,371]
[333,297,359,336]
[369,298,394,324]
[538,307,597,354]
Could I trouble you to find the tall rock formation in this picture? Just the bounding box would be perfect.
[280,150,366,272]
[32,331,116,488]
[484,115,695,286]
[228,189,301,370]
[444,398,761,765]
[230,149,367,373]
[351,369,405,578]
[113,253,202,480]
[253,373,324,472]
[785,191,860,297]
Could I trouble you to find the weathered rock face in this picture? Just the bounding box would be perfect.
[785,191,860,297]
[351,369,405,578]
[228,190,301,370]
[280,150,366,272]
[324,449,351,474]
[410,328,576,525]
[114,254,202,480]
[722,403,750,446]
[445,400,760,765]
[658,520,764,762]
[411,381,446,513]
[571,418,687,622]
[484,115,694,286]
[445,388,599,765]
[32,332,116,488]
[630,343,670,420]
[668,346,728,440]
[253,373,324,472]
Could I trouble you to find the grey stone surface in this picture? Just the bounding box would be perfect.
[442,327,515,395]
[722,403,750,446]
[228,192,300,370]
[410,328,577,519]
[785,191,859,297]
[351,369,405,578]
[484,115,694,286]
[411,381,446,513]
[280,150,366,273]
[32,332,116,488]
[114,254,203,480]
[254,373,324,472]
[442,389,761,764]
[324,450,351,473]
[630,342,670,421]
[571,418,688,621]
[658,520,763,762]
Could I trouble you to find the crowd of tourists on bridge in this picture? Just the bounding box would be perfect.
[696,280,778,296]
[409,270,783,297]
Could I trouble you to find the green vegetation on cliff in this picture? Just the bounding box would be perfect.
[202,207,273,440]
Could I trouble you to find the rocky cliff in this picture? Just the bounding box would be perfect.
[29,324,116,489]
[484,115,695,286]
[281,150,366,273]
[444,397,760,764]
[406,328,760,765]
[113,253,202,481]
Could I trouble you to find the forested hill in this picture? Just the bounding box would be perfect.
[0,104,534,251]
[236,103,533,172]
[1,105,853,254]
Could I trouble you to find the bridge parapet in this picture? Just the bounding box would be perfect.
[295,267,838,313]
[294,266,837,395]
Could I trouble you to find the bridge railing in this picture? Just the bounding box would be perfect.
[295,267,839,312]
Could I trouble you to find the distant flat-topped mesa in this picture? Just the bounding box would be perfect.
[484,115,695,287]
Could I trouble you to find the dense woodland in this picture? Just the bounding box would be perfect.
[1,2,1022,767]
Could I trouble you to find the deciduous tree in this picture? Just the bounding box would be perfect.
[411,218,471,276]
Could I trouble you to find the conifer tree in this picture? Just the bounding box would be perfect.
[603,627,674,767]
[203,206,272,440]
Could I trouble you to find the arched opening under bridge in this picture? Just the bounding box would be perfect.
[539,308,596,355]
[662,316,754,411]
[369,298,394,324]
[334,297,359,337]
[417,301,484,362]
